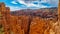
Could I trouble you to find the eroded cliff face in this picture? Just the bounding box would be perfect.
[49,1,60,34]
[58,0,60,20]
[0,2,59,34]
[55,0,60,34]
[29,17,49,34]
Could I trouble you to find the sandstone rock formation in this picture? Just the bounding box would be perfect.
[0,1,59,34]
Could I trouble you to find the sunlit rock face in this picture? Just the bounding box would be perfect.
[0,1,59,34]
[29,16,58,34]
[29,17,49,34]
[56,0,60,34]
[58,0,60,20]
[51,0,60,34]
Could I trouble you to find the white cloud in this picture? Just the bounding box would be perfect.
[17,0,26,5]
[16,0,58,7]
[40,0,58,6]
[11,1,18,4]
[27,3,39,7]
[8,0,49,11]
[7,5,47,11]
[41,5,47,8]
[6,0,58,11]
[8,6,27,11]
[17,0,40,7]
[40,0,47,3]
[7,6,20,11]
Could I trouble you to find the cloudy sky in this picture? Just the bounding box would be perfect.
[0,0,59,11]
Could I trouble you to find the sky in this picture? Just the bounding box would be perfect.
[0,0,59,11]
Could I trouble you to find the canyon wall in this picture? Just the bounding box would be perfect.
[0,1,59,34]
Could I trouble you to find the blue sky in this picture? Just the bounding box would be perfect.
[0,0,59,11]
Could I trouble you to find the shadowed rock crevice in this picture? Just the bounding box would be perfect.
[26,16,32,34]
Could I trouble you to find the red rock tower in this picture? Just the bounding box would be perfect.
[0,2,6,16]
[58,0,60,20]
[0,2,10,34]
